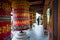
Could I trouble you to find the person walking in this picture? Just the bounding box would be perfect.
[37,17,40,25]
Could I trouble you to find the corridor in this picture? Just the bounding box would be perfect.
[0,0,59,40]
[12,23,48,40]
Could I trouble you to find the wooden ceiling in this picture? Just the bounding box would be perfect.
[28,0,45,14]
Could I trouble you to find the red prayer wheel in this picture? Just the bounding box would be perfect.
[11,0,30,31]
[0,0,11,40]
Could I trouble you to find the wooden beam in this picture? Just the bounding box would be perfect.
[36,8,43,10]
[29,1,42,5]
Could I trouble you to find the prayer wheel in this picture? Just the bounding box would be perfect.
[30,11,33,28]
[30,8,36,28]
[12,0,30,31]
[0,0,11,40]
[31,8,36,23]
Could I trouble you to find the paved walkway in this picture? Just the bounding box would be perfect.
[12,23,48,40]
[26,23,48,40]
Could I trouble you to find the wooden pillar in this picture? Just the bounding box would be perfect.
[58,0,60,40]
[43,0,49,35]
[48,1,53,40]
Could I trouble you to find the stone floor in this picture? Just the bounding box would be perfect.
[26,23,48,40]
[12,23,48,40]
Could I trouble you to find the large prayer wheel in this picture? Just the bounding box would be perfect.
[0,0,11,40]
[12,0,30,31]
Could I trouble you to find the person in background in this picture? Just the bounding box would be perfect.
[37,17,40,25]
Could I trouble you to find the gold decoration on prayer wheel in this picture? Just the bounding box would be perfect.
[2,3,11,13]
[12,0,29,10]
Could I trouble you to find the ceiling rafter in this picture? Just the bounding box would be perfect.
[29,1,42,5]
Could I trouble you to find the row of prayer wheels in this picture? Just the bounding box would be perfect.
[0,0,36,39]
[30,8,36,28]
